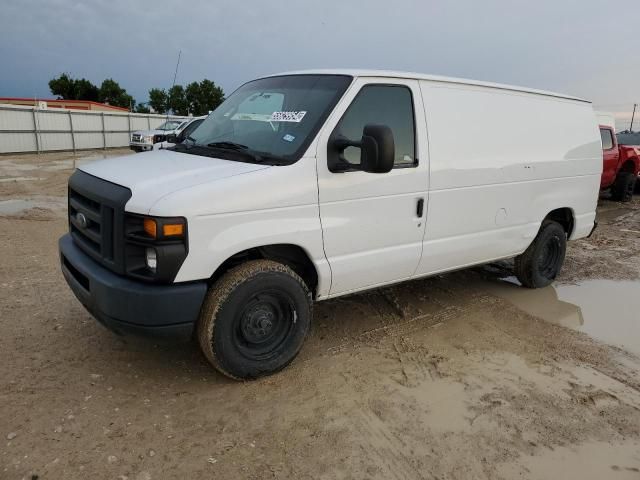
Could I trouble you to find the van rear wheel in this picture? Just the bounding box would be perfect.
[197,260,312,380]
[514,220,566,288]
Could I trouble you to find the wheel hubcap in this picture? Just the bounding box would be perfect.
[235,291,296,361]
[242,305,276,343]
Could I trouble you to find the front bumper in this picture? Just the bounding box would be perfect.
[59,234,207,340]
[129,142,153,152]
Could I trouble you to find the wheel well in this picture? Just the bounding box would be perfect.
[210,244,319,297]
[545,208,574,236]
[620,159,638,174]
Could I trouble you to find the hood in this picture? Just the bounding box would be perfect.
[79,149,270,214]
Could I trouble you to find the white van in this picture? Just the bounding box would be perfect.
[59,70,601,379]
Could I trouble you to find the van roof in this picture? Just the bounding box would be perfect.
[268,69,590,103]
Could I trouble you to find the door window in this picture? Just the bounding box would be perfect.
[181,119,204,138]
[332,85,416,168]
[600,128,614,150]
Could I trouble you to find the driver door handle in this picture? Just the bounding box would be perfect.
[416,198,424,218]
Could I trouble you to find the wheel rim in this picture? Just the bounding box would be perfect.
[538,235,562,279]
[233,289,296,361]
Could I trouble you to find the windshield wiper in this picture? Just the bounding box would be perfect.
[205,141,276,164]
[207,141,249,150]
[174,140,287,165]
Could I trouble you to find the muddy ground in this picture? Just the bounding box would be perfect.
[1,150,639,480]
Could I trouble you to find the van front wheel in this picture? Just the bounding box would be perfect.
[514,220,567,288]
[197,260,312,380]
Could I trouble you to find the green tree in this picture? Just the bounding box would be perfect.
[185,79,224,115]
[49,73,76,99]
[49,73,99,101]
[185,82,201,115]
[74,79,100,101]
[148,88,167,114]
[134,103,151,113]
[99,78,134,109]
[167,85,188,115]
[197,79,224,114]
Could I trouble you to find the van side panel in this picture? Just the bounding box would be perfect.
[415,81,601,276]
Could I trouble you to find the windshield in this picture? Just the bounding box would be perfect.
[617,132,640,146]
[156,120,183,131]
[184,75,352,164]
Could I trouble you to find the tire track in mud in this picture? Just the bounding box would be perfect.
[352,405,429,480]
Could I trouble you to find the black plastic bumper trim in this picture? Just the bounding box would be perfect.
[59,234,206,340]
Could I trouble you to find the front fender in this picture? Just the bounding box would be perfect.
[160,156,332,298]
[177,206,331,297]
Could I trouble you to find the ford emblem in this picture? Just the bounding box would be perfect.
[76,212,88,229]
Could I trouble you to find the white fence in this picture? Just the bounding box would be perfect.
[0,104,189,154]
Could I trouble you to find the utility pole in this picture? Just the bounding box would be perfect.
[630,103,637,132]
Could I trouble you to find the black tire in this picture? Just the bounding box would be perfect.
[514,220,567,288]
[197,260,312,380]
[611,171,636,202]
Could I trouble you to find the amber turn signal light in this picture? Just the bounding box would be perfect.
[163,223,184,237]
[143,218,157,238]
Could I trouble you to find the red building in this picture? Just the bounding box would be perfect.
[0,97,129,112]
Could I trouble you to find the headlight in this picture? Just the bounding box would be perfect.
[143,135,154,144]
[124,214,188,283]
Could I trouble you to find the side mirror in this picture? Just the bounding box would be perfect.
[165,133,178,143]
[328,124,395,173]
[359,124,395,173]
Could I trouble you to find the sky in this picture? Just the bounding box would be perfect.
[1,0,638,130]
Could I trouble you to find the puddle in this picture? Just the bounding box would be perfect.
[0,160,38,171]
[0,197,66,215]
[0,151,131,178]
[498,440,640,480]
[556,280,640,354]
[484,279,640,355]
[0,176,42,183]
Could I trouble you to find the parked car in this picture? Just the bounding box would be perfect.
[129,118,193,152]
[59,70,601,380]
[597,113,640,201]
[155,116,206,150]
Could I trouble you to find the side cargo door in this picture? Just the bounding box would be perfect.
[315,77,429,296]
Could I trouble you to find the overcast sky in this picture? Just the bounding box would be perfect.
[1,0,638,129]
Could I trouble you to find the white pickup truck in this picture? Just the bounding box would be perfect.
[129,117,205,152]
[59,70,601,379]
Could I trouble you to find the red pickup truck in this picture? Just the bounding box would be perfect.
[599,125,640,202]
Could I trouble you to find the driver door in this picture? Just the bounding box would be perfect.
[315,78,429,296]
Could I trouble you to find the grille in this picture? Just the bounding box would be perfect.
[68,170,132,274]
[69,188,110,257]
[131,133,142,142]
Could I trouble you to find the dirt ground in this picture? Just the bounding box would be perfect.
[1,150,639,480]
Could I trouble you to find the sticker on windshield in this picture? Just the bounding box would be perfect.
[282,134,295,142]
[270,111,307,122]
[231,113,273,122]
